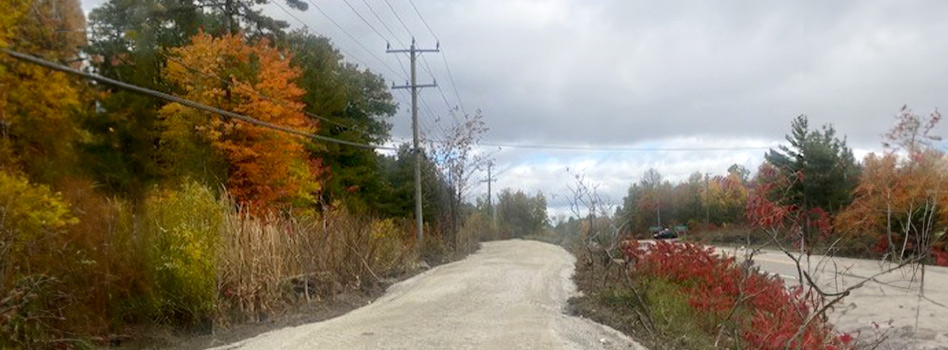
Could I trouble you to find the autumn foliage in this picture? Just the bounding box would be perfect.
[747,164,833,244]
[620,240,854,350]
[162,31,320,210]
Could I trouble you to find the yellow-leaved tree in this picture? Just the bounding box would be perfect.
[161,31,321,210]
[0,0,86,181]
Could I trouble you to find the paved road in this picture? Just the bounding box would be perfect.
[211,240,645,350]
[725,247,948,350]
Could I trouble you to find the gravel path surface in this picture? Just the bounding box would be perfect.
[723,246,948,350]
[210,240,645,350]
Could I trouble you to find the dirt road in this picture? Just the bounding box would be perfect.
[210,240,645,350]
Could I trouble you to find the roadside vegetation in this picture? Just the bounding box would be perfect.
[610,110,947,266]
[557,107,947,349]
[0,0,498,347]
[574,240,856,350]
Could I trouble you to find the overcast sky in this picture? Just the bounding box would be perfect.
[80,0,948,216]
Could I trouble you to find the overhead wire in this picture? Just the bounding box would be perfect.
[360,0,405,47]
[403,0,468,116]
[419,95,449,137]
[374,0,455,116]
[303,0,406,81]
[0,48,395,150]
[407,0,437,41]
[269,0,412,145]
[381,0,413,38]
[332,0,411,79]
[436,45,467,116]
[340,0,387,43]
[268,0,382,76]
[391,88,427,138]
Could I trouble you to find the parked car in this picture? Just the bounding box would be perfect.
[653,228,678,239]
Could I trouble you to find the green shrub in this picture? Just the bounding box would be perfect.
[144,182,223,326]
[643,278,716,348]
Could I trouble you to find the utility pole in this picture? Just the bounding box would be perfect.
[705,173,710,228]
[388,38,439,243]
[481,161,497,223]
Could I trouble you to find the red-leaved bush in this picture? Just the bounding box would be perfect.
[620,240,855,350]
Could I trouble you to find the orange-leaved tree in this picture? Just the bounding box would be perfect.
[161,31,320,210]
[835,107,948,264]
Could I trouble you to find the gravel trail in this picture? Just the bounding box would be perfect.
[211,240,645,350]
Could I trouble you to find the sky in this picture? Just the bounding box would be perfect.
[78,0,948,216]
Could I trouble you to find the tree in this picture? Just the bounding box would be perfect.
[83,0,308,201]
[284,30,397,213]
[496,189,548,238]
[700,172,748,226]
[836,107,948,263]
[427,110,489,247]
[764,115,860,213]
[0,0,86,182]
[376,143,450,224]
[84,0,204,200]
[727,163,750,184]
[673,172,705,227]
[160,31,319,209]
[760,115,860,243]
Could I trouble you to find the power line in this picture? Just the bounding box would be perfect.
[329,0,411,79]
[407,0,438,41]
[392,0,454,113]
[438,49,467,116]
[268,0,390,78]
[381,0,413,38]
[304,0,406,80]
[340,0,387,42]
[0,48,395,150]
[353,0,414,79]
[402,0,468,116]
[360,0,405,47]
[419,95,449,137]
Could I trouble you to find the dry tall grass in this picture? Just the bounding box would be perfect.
[215,203,419,325]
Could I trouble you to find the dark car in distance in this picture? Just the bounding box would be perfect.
[652,228,678,239]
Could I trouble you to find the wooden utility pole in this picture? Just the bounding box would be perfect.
[481,161,497,222]
[388,38,439,243]
[705,172,710,227]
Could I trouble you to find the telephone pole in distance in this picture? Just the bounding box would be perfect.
[388,38,439,243]
[481,161,497,223]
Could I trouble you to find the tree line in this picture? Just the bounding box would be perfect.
[614,111,948,264]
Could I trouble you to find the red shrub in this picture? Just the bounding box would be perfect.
[932,247,948,267]
[620,239,854,350]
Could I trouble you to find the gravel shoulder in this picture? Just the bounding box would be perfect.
[739,248,948,350]
[209,239,646,350]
